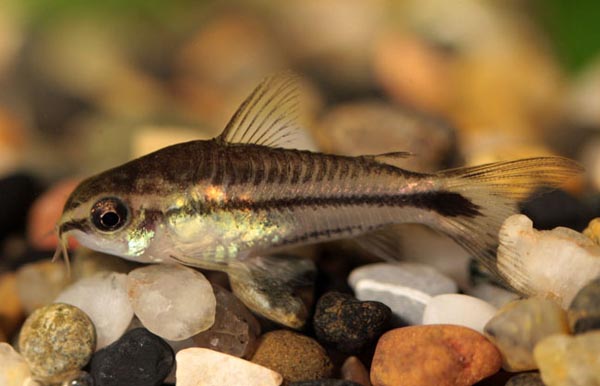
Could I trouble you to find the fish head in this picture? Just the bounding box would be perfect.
[56,172,160,264]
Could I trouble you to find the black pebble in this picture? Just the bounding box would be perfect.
[568,277,600,334]
[289,380,363,386]
[90,328,174,386]
[313,291,391,353]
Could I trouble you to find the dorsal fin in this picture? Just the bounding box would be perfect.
[217,73,302,148]
[362,151,415,168]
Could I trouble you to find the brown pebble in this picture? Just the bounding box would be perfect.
[251,330,333,383]
[0,273,24,336]
[0,328,6,342]
[341,356,371,386]
[371,325,501,386]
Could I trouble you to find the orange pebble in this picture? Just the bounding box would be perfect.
[27,178,81,250]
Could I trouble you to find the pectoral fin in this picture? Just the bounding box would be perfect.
[227,254,316,329]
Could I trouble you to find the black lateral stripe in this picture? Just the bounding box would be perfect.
[202,191,481,218]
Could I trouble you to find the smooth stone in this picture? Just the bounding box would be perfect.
[341,356,372,386]
[505,373,545,386]
[16,260,71,314]
[176,347,282,386]
[0,342,32,386]
[466,282,520,309]
[370,325,502,386]
[497,214,600,308]
[251,330,333,383]
[583,218,600,245]
[568,277,600,333]
[289,381,363,386]
[422,294,497,333]
[190,285,261,358]
[313,291,390,353]
[127,264,216,341]
[534,331,600,386]
[484,298,570,372]
[0,272,24,336]
[19,303,96,382]
[55,272,134,350]
[348,262,457,325]
[90,328,174,386]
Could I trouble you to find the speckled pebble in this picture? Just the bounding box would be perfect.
[251,330,333,383]
[313,291,390,353]
[371,325,502,386]
[18,303,96,383]
[568,277,600,333]
[505,372,546,386]
[90,328,174,386]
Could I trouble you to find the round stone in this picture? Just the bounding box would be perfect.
[19,303,96,382]
[251,330,333,383]
[90,328,174,386]
[371,325,502,386]
[313,291,390,353]
[340,356,370,386]
[568,277,600,333]
[55,272,134,350]
[422,294,497,333]
[127,264,216,341]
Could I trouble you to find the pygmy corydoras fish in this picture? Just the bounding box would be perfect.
[55,74,582,328]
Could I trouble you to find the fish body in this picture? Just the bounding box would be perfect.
[56,74,582,328]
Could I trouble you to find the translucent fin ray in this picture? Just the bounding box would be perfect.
[217,72,303,148]
[431,157,583,291]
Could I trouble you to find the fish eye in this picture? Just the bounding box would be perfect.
[90,197,129,232]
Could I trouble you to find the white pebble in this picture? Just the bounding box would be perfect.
[422,293,497,333]
[497,214,600,308]
[348,262,457,325]
[55,272,133,350]
[127,264,216,341]
[0,343,32,386]
[176,348,282,386]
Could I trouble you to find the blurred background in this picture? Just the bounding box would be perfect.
[1,0,600,258]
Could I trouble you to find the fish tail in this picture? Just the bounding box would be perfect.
[432,157,583,285]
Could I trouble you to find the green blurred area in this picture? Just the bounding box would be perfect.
[13,0,600,74]
[538,0,600,73]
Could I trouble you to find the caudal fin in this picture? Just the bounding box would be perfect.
[435,157,583,288]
